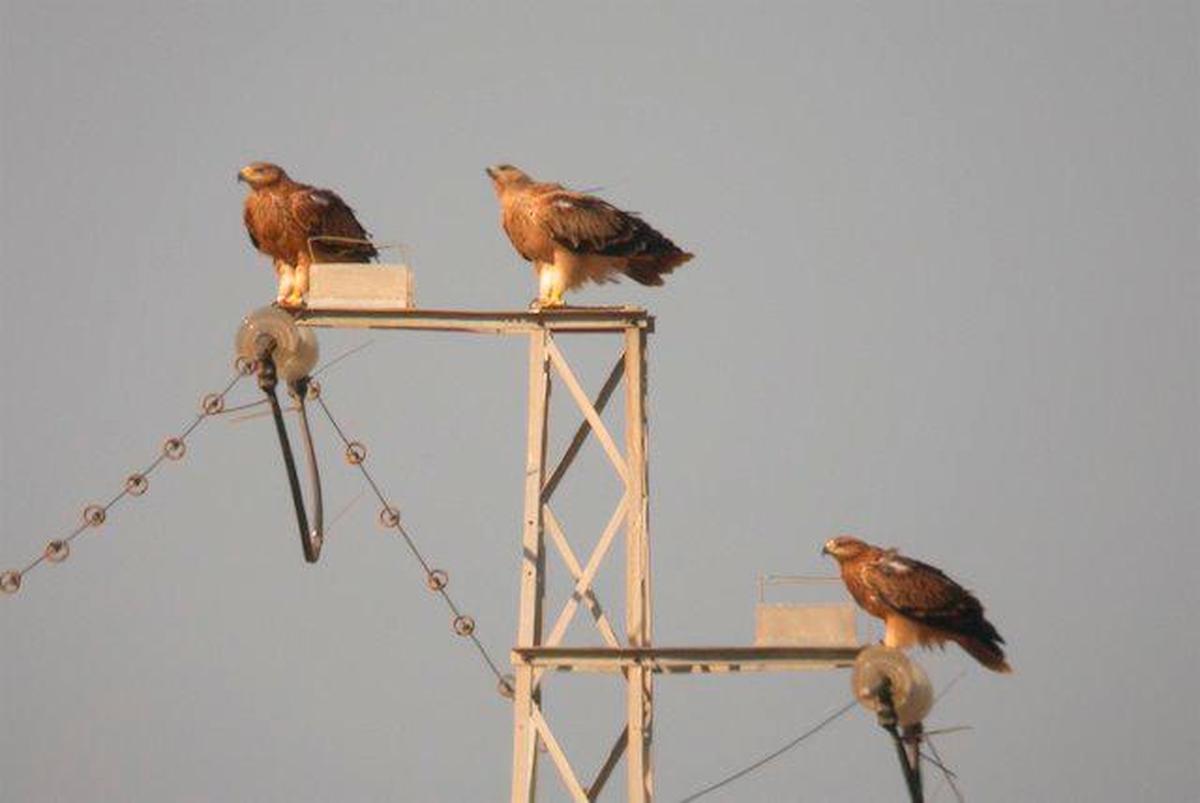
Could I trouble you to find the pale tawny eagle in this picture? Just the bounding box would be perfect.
[823,535,1011,672]
[238,162,377,307]
[486,164,692,307]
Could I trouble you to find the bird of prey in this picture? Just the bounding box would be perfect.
[238,162,377,307]
[822,535,1011,672]
[485,164,693,307]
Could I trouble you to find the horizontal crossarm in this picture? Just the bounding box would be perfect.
[513,646,863,674]
[296,306,653,334]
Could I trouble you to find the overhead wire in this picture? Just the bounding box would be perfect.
[3,367,249,592]
[3,341,372,594]
[675,698,859,803]
[313,390,513,694]
[3,330,978,797]
[676,665,975,803]
[923,668,970,803]
[925,737,966,803]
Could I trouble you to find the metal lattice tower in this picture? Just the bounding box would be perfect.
[297,303,860,802]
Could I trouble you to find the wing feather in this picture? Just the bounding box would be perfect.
[288,186,377,263]
[863,554,1001,642]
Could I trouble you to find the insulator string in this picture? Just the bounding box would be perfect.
[2,369,247,595]
[314,392,512,693]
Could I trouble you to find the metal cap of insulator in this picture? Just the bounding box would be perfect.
[235,306,319,383]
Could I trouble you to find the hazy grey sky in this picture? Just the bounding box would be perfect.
[3,2,1197,801]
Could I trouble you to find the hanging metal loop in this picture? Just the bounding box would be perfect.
[236,306,324,564]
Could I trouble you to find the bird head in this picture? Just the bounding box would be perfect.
[821,535,870,562]
[237,162,287,189]
[485,163,532,194]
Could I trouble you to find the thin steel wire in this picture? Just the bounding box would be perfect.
[217,399,270,416]
[677,664,973,802]
[312,340,373,378]
[218,342,375,423]
[313,392,511,690]
[925,737,965,803]
[675,698,859,803]
[7,371,245,588]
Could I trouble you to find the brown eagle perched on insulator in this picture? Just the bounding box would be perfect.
[486,164,693,307]
[238,161,377,308]
[823,535,1011,673]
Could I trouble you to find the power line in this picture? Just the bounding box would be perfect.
[2,341,371,593]
[313,390,513,695]
[676,665,975,803]
[312,339,373,377]
[925,734,966,803]
[675,698,858,803]
[2,365,250,594]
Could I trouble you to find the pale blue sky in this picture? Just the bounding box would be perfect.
[3,2,1197,801]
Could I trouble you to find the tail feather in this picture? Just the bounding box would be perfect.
[954,633,1012,673]
[624,251,694,286]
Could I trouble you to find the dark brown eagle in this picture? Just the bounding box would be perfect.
[485,164,693,307]
[823,535,1011,672]
[238,162,377,307]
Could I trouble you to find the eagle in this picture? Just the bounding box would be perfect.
[822,535,1011,673]
[238,162,377,308]
[485,164,693,307]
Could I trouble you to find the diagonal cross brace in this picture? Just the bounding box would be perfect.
[544,506,622,648]
[531,706,591,803]
[546,338,629,486]
[542,351,626,505]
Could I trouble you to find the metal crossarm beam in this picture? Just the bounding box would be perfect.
[296,306,653,334]
[513,646,863,674]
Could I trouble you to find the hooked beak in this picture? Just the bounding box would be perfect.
[236,170,246,183]
[820,544,831,557]
[485,166,496,180]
